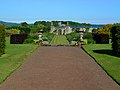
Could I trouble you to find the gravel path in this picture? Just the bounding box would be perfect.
[0,47,119,90]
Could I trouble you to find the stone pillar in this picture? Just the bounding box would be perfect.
[66,22,72,34]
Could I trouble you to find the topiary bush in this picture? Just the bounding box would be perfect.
[42,32,55,43]
[66,32,80,43]
[0,24,5,56]
[93,33,109,44]
[23,34,38,44]
[5,29,20,36]
[83,32,95,44]
[111,25,120,56]
[10,34,28,44]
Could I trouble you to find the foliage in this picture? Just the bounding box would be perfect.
[92,24,112,44]
[83,32,92,39]
[0,37,38,83]
[83,39,88,44]
[92,28,99,33]
[23,34,38,44]
[28,34,38,39]
[10,34,28,44]
[15,22,31,34]
[0,24,5,56]
[82,44,120,84]
[93,33,109,44]
[42,32,55,43]
[24,39,34,44]
[97,24,113,36]
[21,22,29,27]
[5,29,20,36]
[83,32,95,44]
[19,26,31,34]
[111,25,120,56]
[66,32,80,43]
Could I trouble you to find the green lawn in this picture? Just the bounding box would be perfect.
[50,35,69,45]
[82,44,120,84]
[0,37,38,84]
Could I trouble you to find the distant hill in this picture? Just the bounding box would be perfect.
[0,20,104,28]
[0,21,20,27]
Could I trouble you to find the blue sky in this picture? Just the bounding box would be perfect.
[0,0,120,24]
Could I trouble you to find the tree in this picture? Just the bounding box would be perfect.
[111,24,120,56]
[0,24,5,56]
[21,22,29,27]
[97,24,113,36]
[19,22,31,34]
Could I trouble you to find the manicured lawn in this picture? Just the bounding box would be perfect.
[50,35,69,45]
[82,44,120,84]
[0,37,38,84]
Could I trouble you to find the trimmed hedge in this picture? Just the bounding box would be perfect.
[0,24,5,56]
[66,32,80,43]
[10,34,28,44]
[5,29,20,36]
[23,34,38,44]
[93,33,109,44]
[83,32,95,44]
[42,32,55,43]
[111,25,120,56]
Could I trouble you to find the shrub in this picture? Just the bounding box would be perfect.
[66,32,80,43]
[5,29,20,36]
[23,39,33,44]
[83,32,95,44]
[42,32,55,43]
[83,39,87,44]
[93,33,109,44]
[0,24,5,56]
[10,34,28,44]
[111,25,120,56]
[19,27,31,34]
[23,34,38,44]
[28,34,38,39]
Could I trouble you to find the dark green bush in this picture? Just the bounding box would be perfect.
[23,39,34,44]
[10,34,28,44]
[0,24,5,56]
[83,32,95,44]
[111,25,120,56]
[23,34,38,44]
[28,34,38,39]
[93,33,109,44]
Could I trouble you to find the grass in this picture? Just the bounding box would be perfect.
[0,37,38,84]
[82,44,120,85]
[50,35,69,45]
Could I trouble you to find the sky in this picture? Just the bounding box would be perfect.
[0,0,120,24]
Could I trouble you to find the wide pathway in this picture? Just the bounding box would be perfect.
[0,47,120,90]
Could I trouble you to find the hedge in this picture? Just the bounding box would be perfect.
[5,29,20,36]
[10,34,28,44]
[111,25,120,56]
[66,32,80,43]
[83,32,95,44]
[0,24,5,56]
[93,33,109,44]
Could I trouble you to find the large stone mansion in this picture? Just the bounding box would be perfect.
[50,22,72,35]
[50,22,99,35]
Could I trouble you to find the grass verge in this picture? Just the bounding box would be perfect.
[0,37,38,84]
[82,44,120,85]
